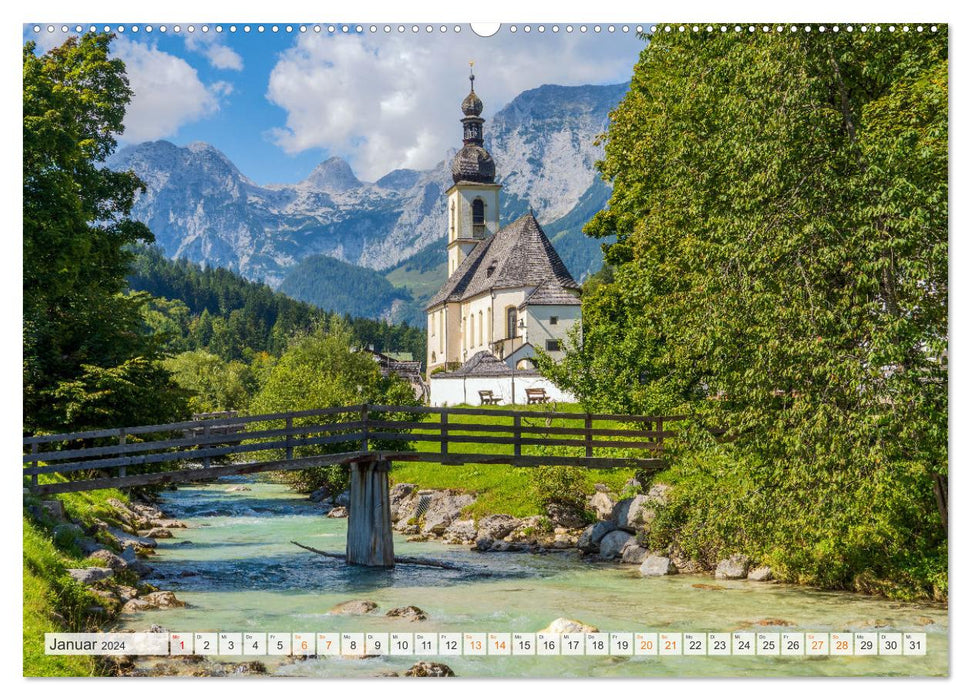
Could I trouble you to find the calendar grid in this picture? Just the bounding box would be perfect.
[46,631,927,657]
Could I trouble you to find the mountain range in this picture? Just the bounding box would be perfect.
[108,82,628,326]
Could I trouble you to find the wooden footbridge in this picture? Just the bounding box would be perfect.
[23,405,681,568]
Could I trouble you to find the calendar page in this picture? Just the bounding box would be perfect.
[20,6,950,686]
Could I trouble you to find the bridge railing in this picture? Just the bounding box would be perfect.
[23,404,685,495]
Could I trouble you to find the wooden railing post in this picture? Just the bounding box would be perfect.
[202,424,211,468]
[440,409,449,457]
[118,428,127,478]
[360,404,369,454]
[513,414,522,458]
[285,416,293,461]
[656,417,664,455]
[30,442,38,491]
[585,414,593,458]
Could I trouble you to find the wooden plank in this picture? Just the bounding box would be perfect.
[25,421,367,464]
[22,405,367,446]
[23,432,365,476]
[367,404,684,424]
[374,451,667,471]
[32,451,366,495]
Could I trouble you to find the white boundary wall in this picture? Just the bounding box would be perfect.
[429,373,575,407]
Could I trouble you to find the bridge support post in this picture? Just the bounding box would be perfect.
[346,459,395,567]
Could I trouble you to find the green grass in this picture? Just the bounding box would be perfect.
[22,474,133,677]
[391,403,641,519]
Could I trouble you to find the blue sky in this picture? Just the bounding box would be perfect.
[25,23,646,184]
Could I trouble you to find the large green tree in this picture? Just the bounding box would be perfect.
[542,27,947,598]
[23,34,187,431]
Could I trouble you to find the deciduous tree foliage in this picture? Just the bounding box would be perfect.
[542,28,947,598]
[23,35,188,431]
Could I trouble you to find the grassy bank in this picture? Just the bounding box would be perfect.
[22,477,133,677]
[390,403,640,519]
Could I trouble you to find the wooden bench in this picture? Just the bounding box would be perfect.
[525,388,551,405]
[478,390,502,406]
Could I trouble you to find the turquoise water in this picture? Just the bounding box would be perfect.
[121,480,949,677]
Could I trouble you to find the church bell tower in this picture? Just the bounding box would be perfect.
[446,64,502,277]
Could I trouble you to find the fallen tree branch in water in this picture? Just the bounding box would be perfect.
[291,540,467,570]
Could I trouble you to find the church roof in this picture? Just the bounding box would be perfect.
[426,213,580,310]
[441,350,539,377]
[519,277,582,308]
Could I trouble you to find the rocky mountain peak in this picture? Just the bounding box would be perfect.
[300,156,362,193]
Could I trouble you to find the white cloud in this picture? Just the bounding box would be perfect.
[184,32,244,71]
[266,31,641,180]
[112,38,221,142]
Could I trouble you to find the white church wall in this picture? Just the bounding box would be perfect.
[523,303,582,361]
[428,373,575,407]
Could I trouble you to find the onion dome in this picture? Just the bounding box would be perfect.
[461,90,483,116]
[451,64,496,184]
[451,144,496,184]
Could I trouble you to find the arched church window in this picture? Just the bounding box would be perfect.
[506,307,518,340]
[472,199,485,237]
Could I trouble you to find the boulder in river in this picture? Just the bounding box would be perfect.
[386,605,428,622]
[639,555,677,577]
[139,527,173,539]
[621,543,649,564]
[545,502,588,529]
[587,492,614,521]
[443,519,476,544]
[226,485,251,492]
[715,554,751,580]
[541,618,599,634]
[599,530,635,559]
[67,567,113,584]
[120,591,185,613]
[421,491,476,535]
[475,514,521,541]
[309,486,331,502]
[107,527,157,551]
[611,495,654,532]
[327,506,349,519]
[335,490,351,508]
[577,520,618,553]
[748,565,773,581]
[329,600,378,615]
[89,549,128,573]
[119,545,154,576]
[404,661,455,677]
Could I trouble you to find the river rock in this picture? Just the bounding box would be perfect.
[330,600,378,615]
[588,492,614,521]
[421,492,475,535]
[545,502,587,529]
[226,485,251,492]
[120,591,185,614]
[89,549,128,573]
[476,514,521,540]
[107,527,157,551]
[41,500,66,520]
[639,555,677,576]
[443,519,476,544]
[599,530,635,559]
[404,661,455,677]
[541,618,599,634]
[335,490,351,508]
[748,565,773,581]
[153,519,187,529]
[715,554,751,580]
[621,543,649,564]
[67,567,113,584]
[119,545,153,576]
[577,520,618,553]
[139,527,173,539]
[386,605,428,622]
[309,486,331,502]
[473,536,494,552]
[611,495,654,532]
[327,506,349,519]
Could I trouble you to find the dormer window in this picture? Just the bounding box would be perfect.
[486,260,497,277]
[472,198,485,237]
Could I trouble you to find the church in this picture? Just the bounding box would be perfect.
[426,70,581,405]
